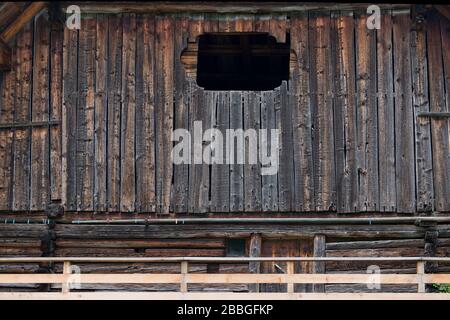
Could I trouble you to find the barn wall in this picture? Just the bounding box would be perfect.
[0,9,449,214]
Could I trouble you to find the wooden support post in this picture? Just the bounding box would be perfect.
[248,234,262,293]
[313,234,326,293]
[287,261,294,293]
[61,261,71,293]
[417,261,425,293]
[180,261,188,293]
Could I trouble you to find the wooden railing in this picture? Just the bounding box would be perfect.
[0,257,449,300]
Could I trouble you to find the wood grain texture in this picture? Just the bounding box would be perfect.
[355,13,378,212]
[410,17,434,212]
[172,16,189,213]
[428,13,450,212]
[290,14,314,212]
[377,12,396,212]
[309,14,336,212]
[393,14,415,213]
[62,23,78,211]
[155,16,174,214]
[76,17,96,211]
[136,15,156,213]
[49,14,63,203]
[120,14,136,212]
[94,15,108,212]
[106,15,123,212]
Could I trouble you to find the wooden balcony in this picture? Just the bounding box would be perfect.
[0,256,449,300]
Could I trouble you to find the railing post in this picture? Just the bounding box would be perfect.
[180,261,188,293]
[62,261,71,294]
[287,261,294,293]
[417,261,425,293]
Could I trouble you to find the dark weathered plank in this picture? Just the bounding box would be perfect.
[229,91,244,212]
[0,38,15,210]
[410,17,434,212]
[31,12,51,211]
[49,15,63,203]
[331,12,358,213]
[76,17,96,211]
[211,92,230,212]
[106,15,123,212]
[393,14,415,213]
[155,16,174,214]
[355,13,378,212]
[290,14,314,212]
[260,91,278,212]
[120,14,136,212]
[377,12,396,212]
[309,14,335,212]
[313,234,326,292]
[244,91,262,212]
[136,15,156,213]
[172,16,189,213]
[428,13,450,212]
[62,24,78,212]
[189,88,211,213]
[94,14,108,212]
[276,82,294,211]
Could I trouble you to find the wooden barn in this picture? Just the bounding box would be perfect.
[0,2,449,299]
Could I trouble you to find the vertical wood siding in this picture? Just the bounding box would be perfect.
[0,10,449,214]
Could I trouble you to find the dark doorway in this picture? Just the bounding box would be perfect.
[196,33,290,91]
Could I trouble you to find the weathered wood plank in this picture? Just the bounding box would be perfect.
[244,91,262,212]
[229,91,244,212]
[31,12,51,211]
[410,17,434,212]
[172,16,189,213]
[313,234,326,292]
[76,17,96,211]
[290,14,314,212]
[276,82,294,211]
[393,14,415,213]
[155,16,174,214]
[355,13,378,212]
[62,22,78,212]
[120,14,136,212]
[428,13,450,212]
[106,15,123,212]
[331,12,358,213]
[309,14,336,211]
[136,15,156,213]
[211,92,230,212]
[93,15,108,212]
[260,91,278,211]
[189,89,212,213]
[49,15,63,203]
[377,12,396,212]
[0,39,15,210]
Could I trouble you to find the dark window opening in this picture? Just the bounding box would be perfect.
[196,33,290,91]
[225,238,246,257]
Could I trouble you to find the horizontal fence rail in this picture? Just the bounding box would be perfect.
[0,257,449,300]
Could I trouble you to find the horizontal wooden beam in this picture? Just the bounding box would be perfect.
[0,120,61,130]
[417,112,450,118]
[0,256,449,263]
[1,292,449,300]
[0,273,448,285]
[61,2,411,14]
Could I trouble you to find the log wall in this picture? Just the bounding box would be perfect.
[0,10,449,214]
